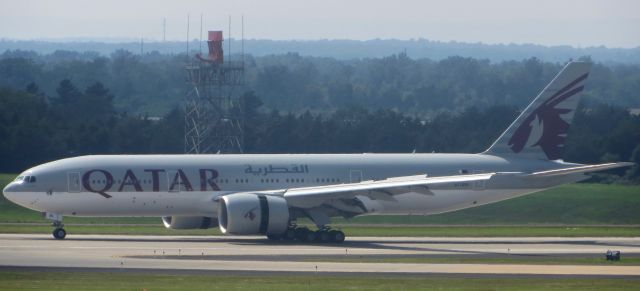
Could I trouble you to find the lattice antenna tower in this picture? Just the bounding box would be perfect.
[184,19,245,154]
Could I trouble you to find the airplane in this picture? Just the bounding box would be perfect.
[2,61,633,242]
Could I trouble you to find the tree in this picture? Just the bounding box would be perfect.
[0,89,51,171]
[625,145,640,182]
[53,79,81,106]
[82,82,115,120]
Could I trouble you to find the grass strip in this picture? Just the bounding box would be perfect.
[0,270,639,290]
[300,256,640,266]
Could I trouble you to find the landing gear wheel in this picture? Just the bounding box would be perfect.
[283,229,296,241]
[316,230,330,243]
[329,230,345,243]
[266,234,282,241]
[294,227,310,240]
[52,228,66,240]
[294,228,317,242]
[302,230,317,242]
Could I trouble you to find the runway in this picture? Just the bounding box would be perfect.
[1,234,639,277]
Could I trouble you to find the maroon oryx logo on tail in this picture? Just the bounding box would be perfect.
[508,73,588,160]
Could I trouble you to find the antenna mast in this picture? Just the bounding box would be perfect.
[186,14,190,61]
[242,14,244,64]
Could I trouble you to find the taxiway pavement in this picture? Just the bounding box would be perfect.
[1,234,639,277]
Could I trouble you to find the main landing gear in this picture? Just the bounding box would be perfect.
[267,226,345,243]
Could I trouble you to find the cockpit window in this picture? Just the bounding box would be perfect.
[14,175,37,183]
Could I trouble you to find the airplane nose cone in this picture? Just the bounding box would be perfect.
[2,183,18,203]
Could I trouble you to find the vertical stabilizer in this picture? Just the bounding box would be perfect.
[484,62,592,160]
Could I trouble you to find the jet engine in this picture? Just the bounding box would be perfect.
[162,216,218,229]
[218,193,289,235]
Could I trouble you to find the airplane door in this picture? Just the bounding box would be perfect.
[350,170,363,183]
[68,172,81,193]
[167,170,181,192]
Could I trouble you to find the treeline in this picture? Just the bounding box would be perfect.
[1,50,640,116]
[2,39,640,63]
[1,83,639,182]
[0,82,183,172]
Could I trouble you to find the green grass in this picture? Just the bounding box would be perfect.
[301,256,640,266]
[0,224,220,235]
[340,183,640,225]
[0,224,637,237]
[0,271,638,290]
[337,225,640,237]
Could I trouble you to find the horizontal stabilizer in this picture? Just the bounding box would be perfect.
[525,162,634,178]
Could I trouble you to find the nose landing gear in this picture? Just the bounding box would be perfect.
[46,212,66,240]
[52,226,66,239]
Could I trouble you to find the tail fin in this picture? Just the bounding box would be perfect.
[484,62,592,160]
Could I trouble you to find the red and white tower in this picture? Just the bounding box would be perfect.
[185,30,245,154]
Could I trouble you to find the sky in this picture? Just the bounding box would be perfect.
[0,0,639,48]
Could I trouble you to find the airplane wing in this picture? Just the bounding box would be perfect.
[247,162,632,213]
[278,172,494,208]
[283,173,493,199]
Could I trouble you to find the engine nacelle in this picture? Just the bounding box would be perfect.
[162,216,218,229]
[218,193,289,235]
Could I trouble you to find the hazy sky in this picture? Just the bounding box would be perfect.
[1,0,639,48]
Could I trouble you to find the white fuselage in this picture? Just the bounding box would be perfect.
[2,153,586,220]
